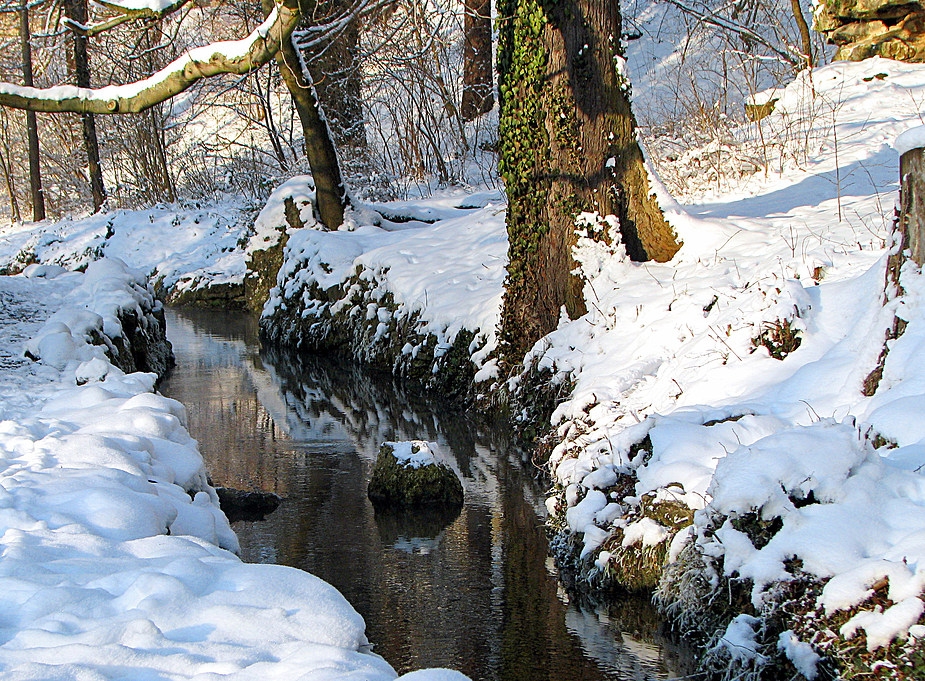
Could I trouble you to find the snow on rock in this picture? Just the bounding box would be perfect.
[621,518,669,549]
[247,174,318,254]
[388,440,439,469]
[0,260,467,680]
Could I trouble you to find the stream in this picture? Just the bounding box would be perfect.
[158,307,688,681]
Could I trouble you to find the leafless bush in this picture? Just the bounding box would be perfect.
[0,0,501,218]
[359,0,497,198]
[626,0,832,197]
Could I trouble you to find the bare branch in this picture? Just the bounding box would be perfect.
[0,0,301,114]
[662,0,804,67]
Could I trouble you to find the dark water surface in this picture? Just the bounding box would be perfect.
[159,307,686,681]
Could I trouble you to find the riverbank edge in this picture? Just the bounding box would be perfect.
[256,272,925,679]
[259,263,493,406]
[539,410,925,681]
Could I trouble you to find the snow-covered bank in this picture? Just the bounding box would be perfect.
[0,197,256,307]
[6,47,925,681]
[539,58,925,677]
[0,260,467,680]
[261,190,507,400]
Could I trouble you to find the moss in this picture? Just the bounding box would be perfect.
[549,479,694,596]
[167,282,245,309]
[244,230,289,313]
[367,443,464,507]
[261,262,488,405]
[656,504,925,680]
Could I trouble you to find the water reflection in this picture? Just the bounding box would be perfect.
[159,308,684,681]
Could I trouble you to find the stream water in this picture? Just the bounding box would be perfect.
[159,307,687,681]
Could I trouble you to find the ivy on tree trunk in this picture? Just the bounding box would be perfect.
[497,0,679,362]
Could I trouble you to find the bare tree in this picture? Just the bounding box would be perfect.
[19,0,45,220]
[63,0,106,211]
[461,0,493,120]
[0,0,303,114]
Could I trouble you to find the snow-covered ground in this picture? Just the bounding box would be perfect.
[250,56,925,674]
[4,44,925,680]
[0,261,467,679]
[0,196,256,299]
[262,188,506,381]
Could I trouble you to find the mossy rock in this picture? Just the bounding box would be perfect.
[367,441,464,508]
[166,281,245,309]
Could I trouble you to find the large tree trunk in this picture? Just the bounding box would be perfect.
[496,0,679,362]
[461,0,494,121]
[64,0,106,212]
[264,0,348,229]
[20,2,45,221]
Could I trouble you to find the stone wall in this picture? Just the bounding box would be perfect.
[815,0,925,61]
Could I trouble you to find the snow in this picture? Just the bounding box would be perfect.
[265,194,507,373]
[777,630,820,679]
[387,440,439,469]
[0,260,465,679]
[3,21,925,674]
[895,125,925,156]
[541,56,925,655]
[248,175,318,255]
[717,614,767,665]
[0,9,285,105]
[0,198,254,298]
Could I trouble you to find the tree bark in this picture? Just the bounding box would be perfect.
[461,0,494,121]
[264,0,348,229]
[64,0,106,211]
[860,145,920,395]
[790,0,814,67]
[0,116,21,222]
[497,0,679,361]
[899,147,925,266]
[20,2,45,221]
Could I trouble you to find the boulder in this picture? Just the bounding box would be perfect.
[367,441,464,507]
[216,487,282,522]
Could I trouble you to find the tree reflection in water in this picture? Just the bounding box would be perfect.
[160,307,690,681]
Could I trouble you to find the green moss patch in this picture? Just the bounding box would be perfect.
[367,443,464,508]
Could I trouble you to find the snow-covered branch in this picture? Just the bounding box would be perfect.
[63,0,191,37]
[0,0,301,114]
